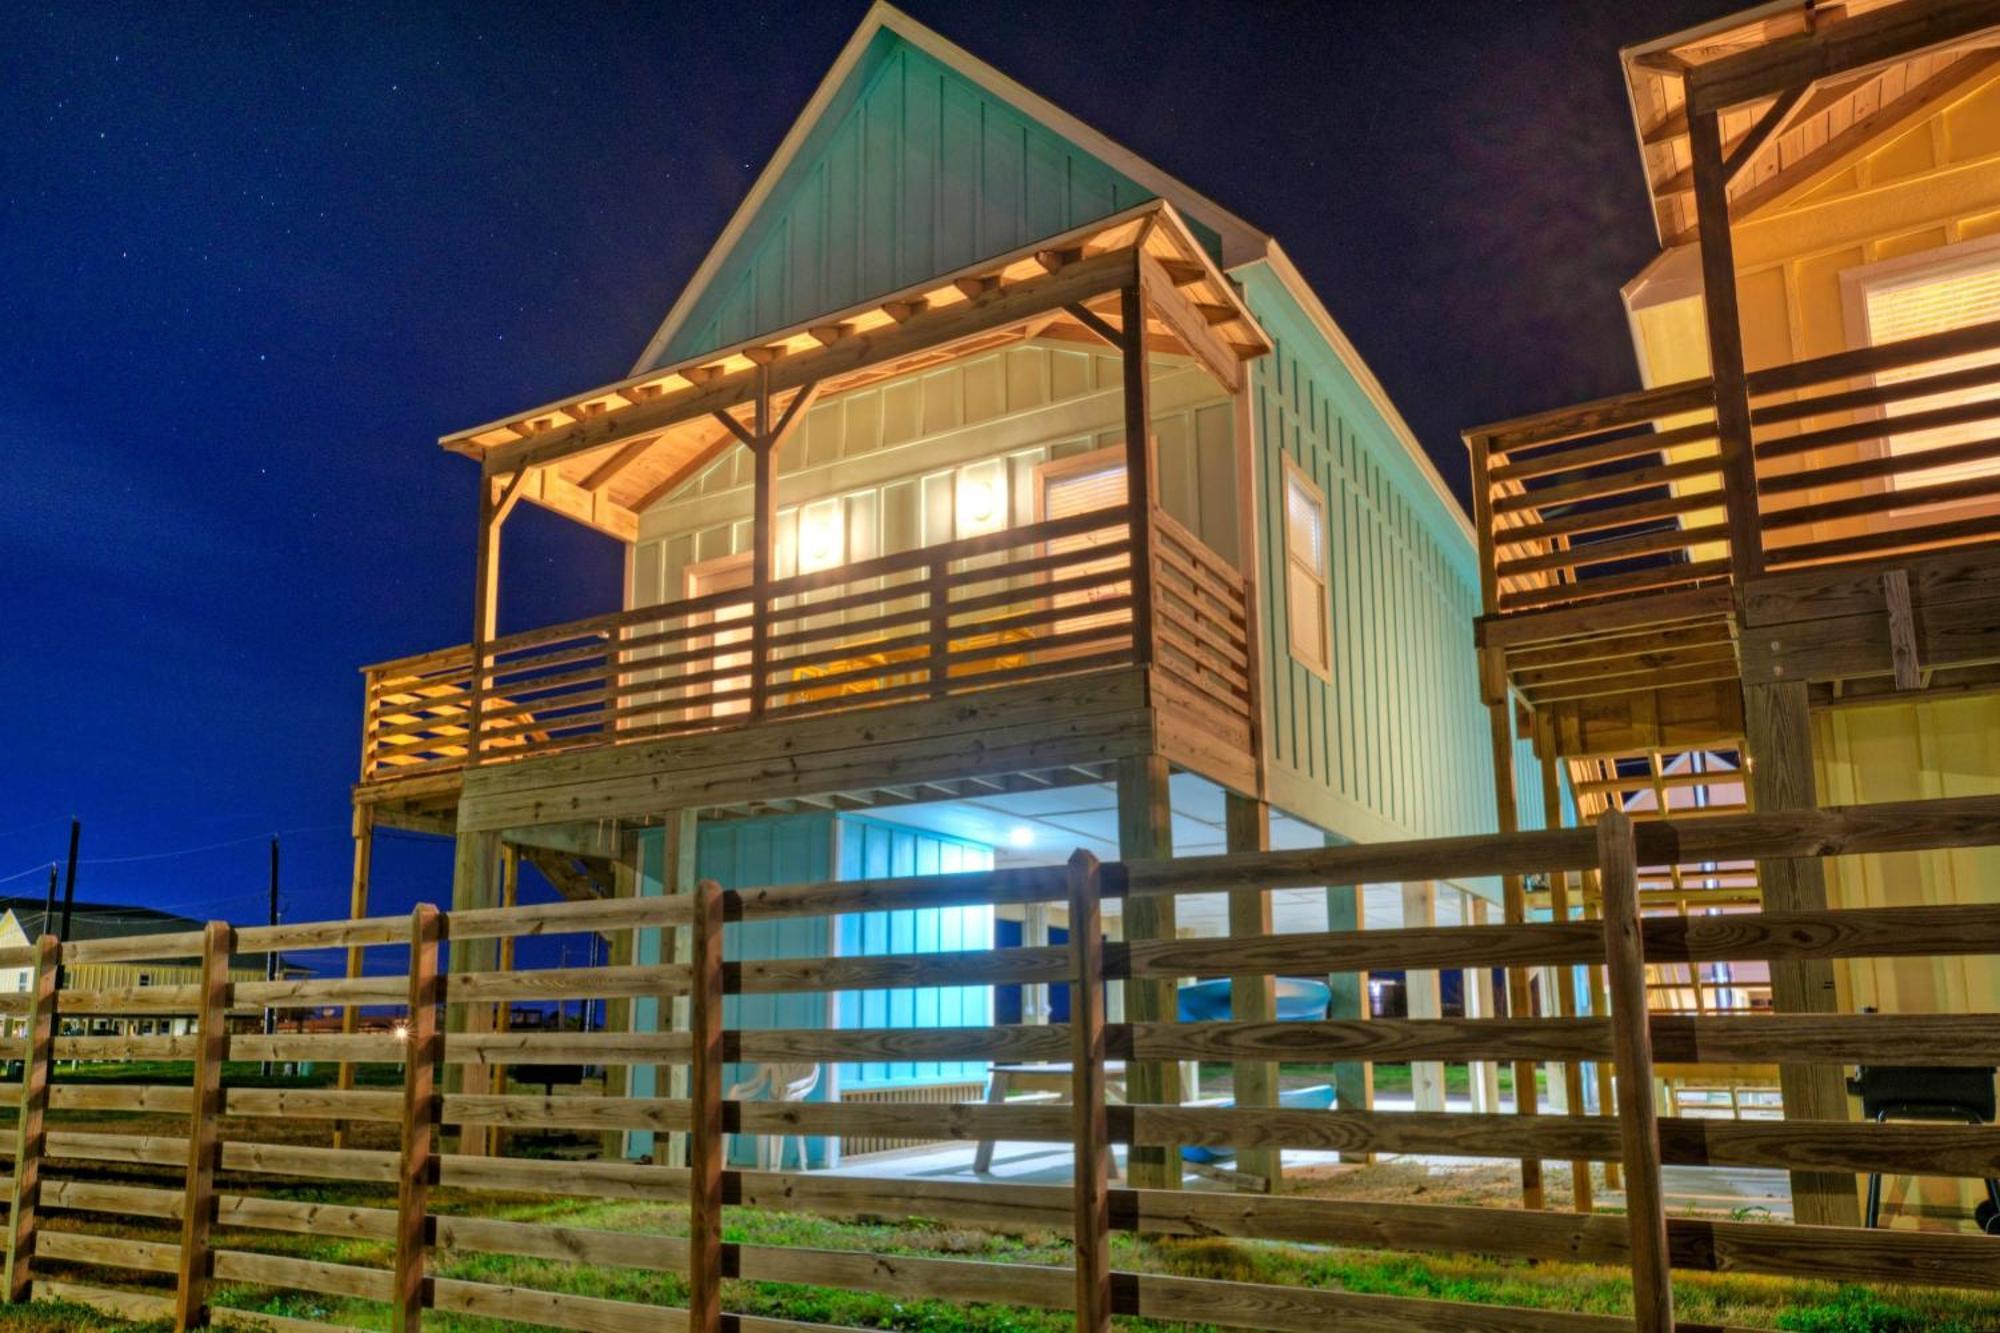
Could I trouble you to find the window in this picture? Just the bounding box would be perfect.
[1283,458,1332,679]
[1847,237,2000,489]
[1037,448,1133,639]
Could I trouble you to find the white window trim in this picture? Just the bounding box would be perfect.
[1281,455,1333,682]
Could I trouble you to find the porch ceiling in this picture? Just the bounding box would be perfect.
[437,199,1270,542]
[1623,0,2000,246]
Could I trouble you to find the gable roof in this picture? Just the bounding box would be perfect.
[630,1,1271,374]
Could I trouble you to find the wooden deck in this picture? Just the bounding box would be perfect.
[356,502,1259,830]
[1469,313,2000,751]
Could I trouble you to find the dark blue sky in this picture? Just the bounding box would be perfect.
[4,1,1732,944]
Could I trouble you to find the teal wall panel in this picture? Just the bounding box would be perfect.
[834,815,994,1090]
[648,31,1218,367]
[1239,262,1498,846]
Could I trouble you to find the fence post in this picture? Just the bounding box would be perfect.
[926,553,951,697]
[173,920,234,1330]
[1066,851,1112,1331]
[687,878,725,1333]
[4,934,58,1304]
[393,905,442,1333]
[1597,811,1673,1333]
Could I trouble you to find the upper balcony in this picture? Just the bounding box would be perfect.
[354,200,1272,831]
[1466,314,2000,725]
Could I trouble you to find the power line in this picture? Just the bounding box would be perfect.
[78,823,345,866]
[0,861,55,887]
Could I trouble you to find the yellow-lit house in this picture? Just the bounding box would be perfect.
[1464,0,2000,1228]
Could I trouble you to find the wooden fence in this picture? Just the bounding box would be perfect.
[6,796,2000,1331]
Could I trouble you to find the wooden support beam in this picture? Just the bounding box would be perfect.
[1486,700,1545,1209]
[1139,251,1242,393]
[1401,882,1446,1114]
[1067,851,1112,1332]
[748,367,776,722]
[1121,284,1158,667]
[4,934,57,1304]
[1117,753,1179,1190]
[174,920,232,1331]
[335,806,372,1151]
[1722,84,1805,179]
[1597,811,1674,1333]
[1687,103,1765,581]
[1225,794,1277,1191]
[1882,569,1921,691]
[1741,681,1861,1228]
[660,810,699,1169]
[1686,0,2000,116]
[687,878,726,1333]
[1323,880,1373,1163]
[1537,719,1593,1214]
[392,905,442,1333]
[1064,301,1122,348]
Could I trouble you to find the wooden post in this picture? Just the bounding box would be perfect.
[467,476,506,763]
[1687,103,1764,581]
[1120,283,1157,664]
[335,806,373,1150]
[1116,753,1179,1189]
[1224,793,1278,1190]
[1401,882,1446,1113]
[602,848,637,1160]
[393,905,442,1333]
[174,920,233,1331]
[1323,879,1372,1162]
[1596,812,1673,1333]
[1536,721,1593,1213]
[445,831,498,1147]
[747,367,775,721]
[1066,851,1112,1332]
[687,877,725,1333]
[1581,867,1621,1191]
[660,811,699,1168]
[1486,699,1545,1209]
[1743,679,1860,1227]
[1465,895,1503,1115]
[488,842,519,1159]
[4,934,57,1304]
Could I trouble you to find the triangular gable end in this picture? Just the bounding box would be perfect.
[635,5,1262,372]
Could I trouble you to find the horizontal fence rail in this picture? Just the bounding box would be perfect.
[10,795,2000,1330]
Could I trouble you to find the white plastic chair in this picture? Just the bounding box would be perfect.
[725,1062,822,1170]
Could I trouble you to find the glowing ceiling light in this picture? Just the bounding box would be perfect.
[1007,825,1035,849]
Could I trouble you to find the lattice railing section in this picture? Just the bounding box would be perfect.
[4,799,2000,1329]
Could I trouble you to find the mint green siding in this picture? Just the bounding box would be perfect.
[648,31,1217,367]
[1240,264,1502,842]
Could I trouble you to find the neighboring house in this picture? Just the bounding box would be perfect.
[350,4,1541,1173]
[1462,0,2000,1227]
[0,898,306,1036]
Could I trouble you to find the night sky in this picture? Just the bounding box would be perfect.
[5,1,1739,950]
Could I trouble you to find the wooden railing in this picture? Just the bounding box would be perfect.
[359,504,1255,786]
[9,795,2000,1330]
[1470,315,2000,618]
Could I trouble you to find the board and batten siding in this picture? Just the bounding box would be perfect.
[632,344,1237,610]
[1238,264,1500,846]
[648,31,1219,368]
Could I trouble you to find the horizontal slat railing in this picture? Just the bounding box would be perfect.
[18,796,2000,1332]
[1470,314,2000,625]
[361,503,1268,787]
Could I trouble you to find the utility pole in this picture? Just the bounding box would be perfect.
[263,836,279,1077]
[40,866,56,938]
[56,820,80,986]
